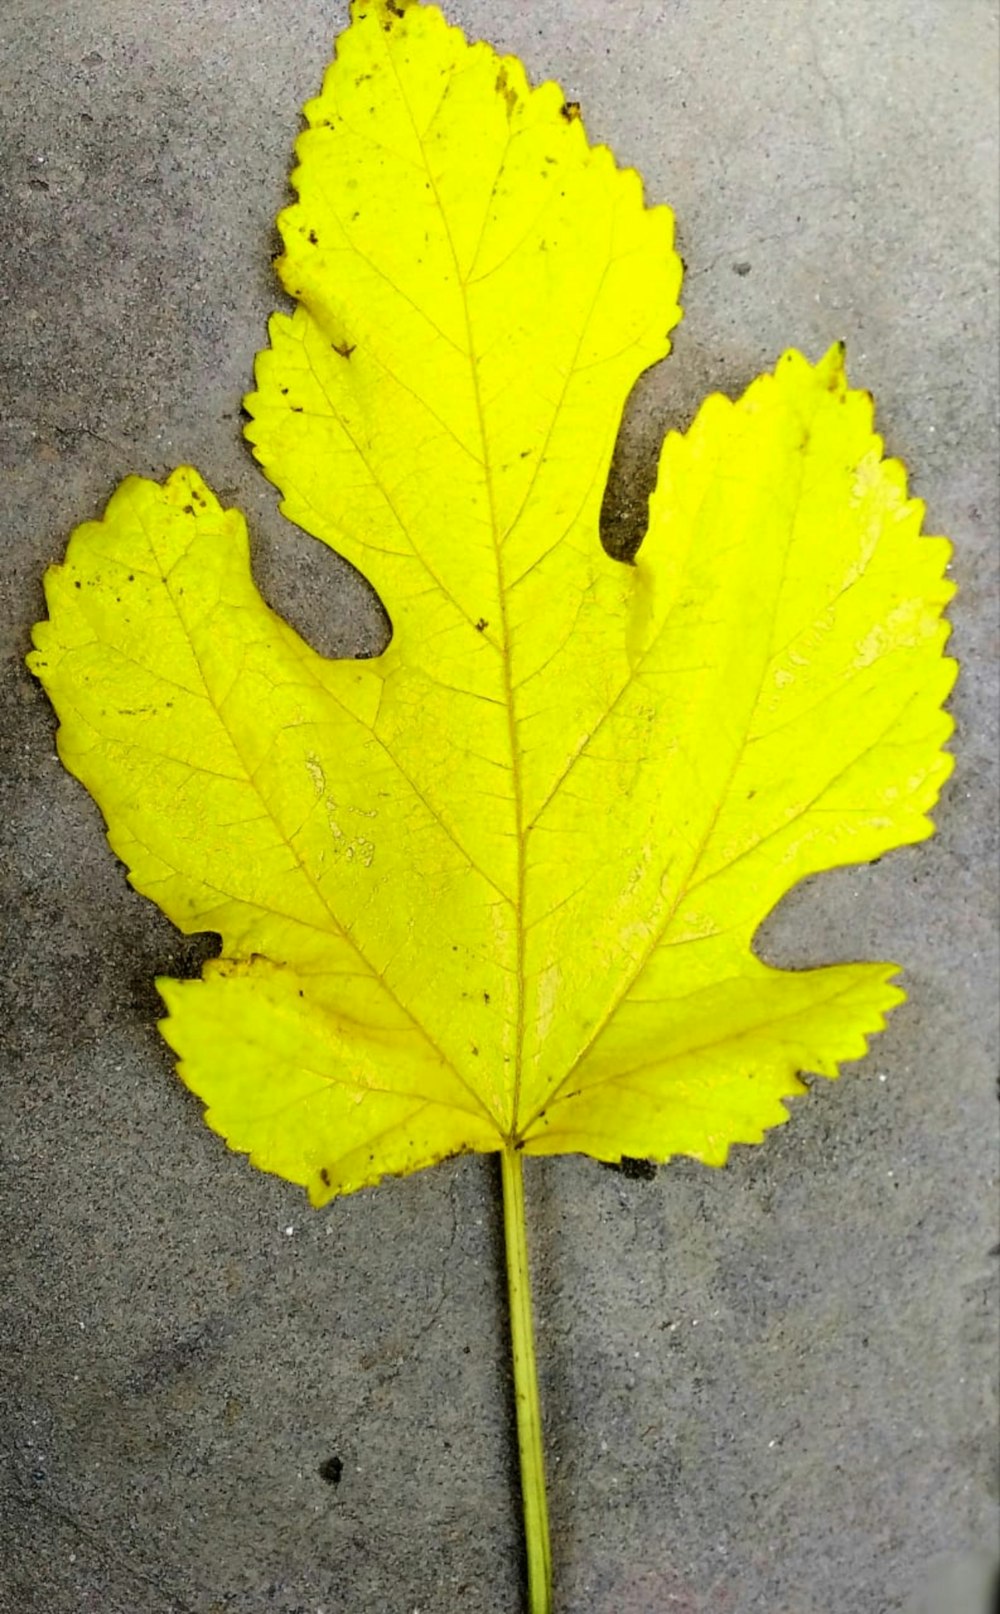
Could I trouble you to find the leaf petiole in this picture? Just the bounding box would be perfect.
[500,1143,552,1614]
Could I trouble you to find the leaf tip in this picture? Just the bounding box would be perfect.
[817,338,848,392]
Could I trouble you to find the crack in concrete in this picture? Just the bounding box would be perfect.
[4,1471,202,1613]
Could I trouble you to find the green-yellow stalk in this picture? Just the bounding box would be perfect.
[500,1144,552,1614]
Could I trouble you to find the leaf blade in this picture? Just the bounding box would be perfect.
[28,4,955,1195]
[29,467,514,1177]
[517,345,954,1156]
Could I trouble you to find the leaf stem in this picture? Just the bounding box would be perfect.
[500,1143,552,1614]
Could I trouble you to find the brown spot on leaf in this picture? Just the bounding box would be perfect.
[495,67,517,115]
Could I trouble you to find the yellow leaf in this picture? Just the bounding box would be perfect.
[28,2,954,1215]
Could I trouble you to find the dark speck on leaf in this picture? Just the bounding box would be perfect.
[320,1166,330,1186]
[475,618,488,632]
[560,101,581,122]
[74,580,81,589]
[291,405,304,413]
[308,230,319,245]
[280,387,289,395]
[318,1455,343,1486]
[183,505,195,515]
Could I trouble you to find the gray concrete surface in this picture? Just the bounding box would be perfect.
[1,1,997,1610]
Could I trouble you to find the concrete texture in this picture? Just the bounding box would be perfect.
[1,1,997,1610]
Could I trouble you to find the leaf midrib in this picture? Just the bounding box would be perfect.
[378,30,530,1140]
